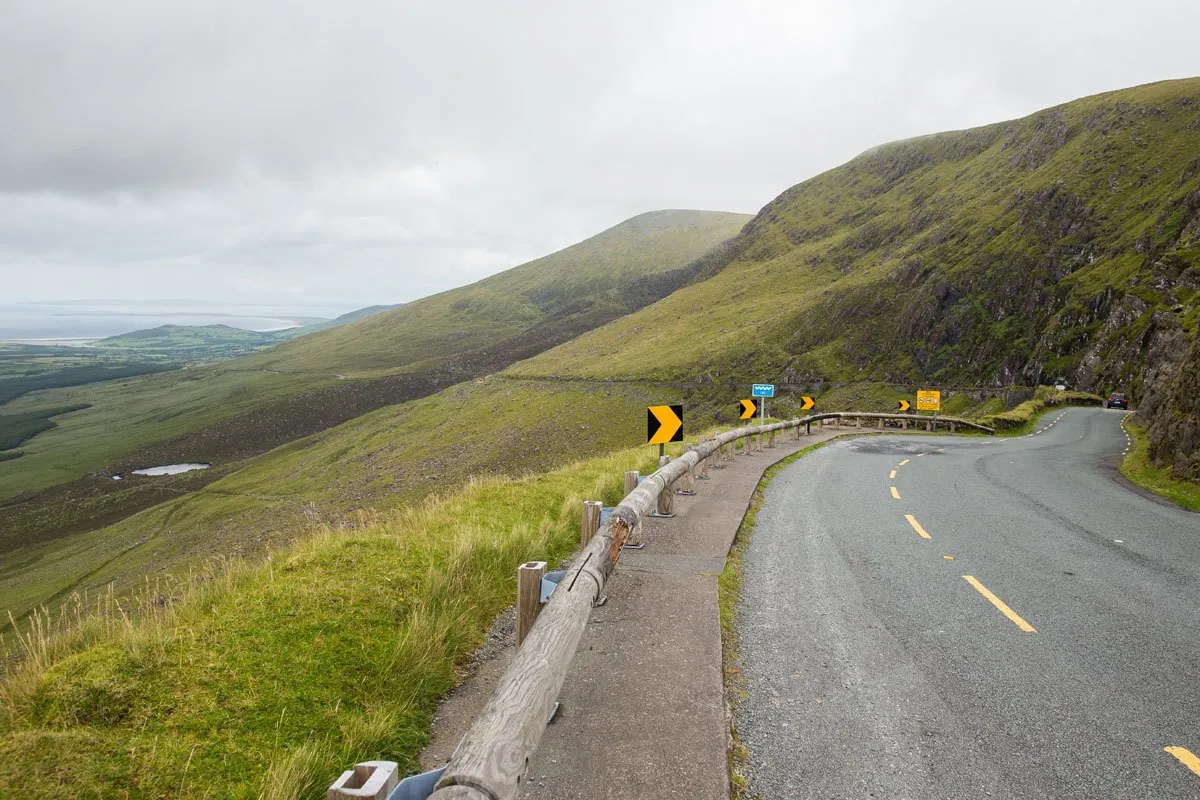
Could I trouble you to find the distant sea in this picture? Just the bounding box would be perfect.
[0,301,355,343]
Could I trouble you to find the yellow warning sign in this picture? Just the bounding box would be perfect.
[647,405,684,445]
[916,390,941,412]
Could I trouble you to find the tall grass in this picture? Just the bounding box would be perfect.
[0,447,662,798]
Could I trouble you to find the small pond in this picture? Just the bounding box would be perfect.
[131,463,211,476]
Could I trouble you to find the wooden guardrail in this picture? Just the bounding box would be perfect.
[331,411,991,800]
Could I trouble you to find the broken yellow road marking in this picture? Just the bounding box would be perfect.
[963,575,1036,632]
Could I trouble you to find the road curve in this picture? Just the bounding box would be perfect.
[735,407,1200,799]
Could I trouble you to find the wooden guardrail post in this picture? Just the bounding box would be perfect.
[950,421,956,433]
[878,418,884,430]
[517,561,547,646]
[768,428,777,448]
[856,416,863,428]
[926,418,934,432]
[581,500,602,545]
[902,418,908,430]
[655,455,675,516]
[623,470,639,497]
[678,447,697,495]
[699,447,710,478]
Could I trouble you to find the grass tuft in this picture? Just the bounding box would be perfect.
[1120,419,1200,512]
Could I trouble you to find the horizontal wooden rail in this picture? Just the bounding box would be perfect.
[826,411,995,434]
[398,412,989,799]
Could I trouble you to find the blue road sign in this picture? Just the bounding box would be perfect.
[752,384,775,398]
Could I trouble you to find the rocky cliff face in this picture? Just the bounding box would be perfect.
[1143,327,1200,478]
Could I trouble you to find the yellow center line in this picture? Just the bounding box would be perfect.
[898,459,910,466]
[962,575,1036,632]
[1166,746,1200,777]
[889,469,897,479]
[904,514,932,539]
[890,486,901,500]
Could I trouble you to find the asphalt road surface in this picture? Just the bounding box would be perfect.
[736,407,1200,799]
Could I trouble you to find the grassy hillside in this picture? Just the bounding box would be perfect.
[0,441,670,799]
[0,378,674,626]
[0,210,747,549]
[511,79,1200,403]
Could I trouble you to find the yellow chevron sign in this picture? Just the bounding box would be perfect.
[647,405,684,445]
[739,399,758,420]
[800,396,815,411]
[898,399,911,412]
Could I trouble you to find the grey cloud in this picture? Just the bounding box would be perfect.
[1,0,1198,305]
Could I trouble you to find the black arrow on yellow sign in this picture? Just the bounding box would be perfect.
[800,396,815,411]
[647,405,684,445]
[898,399,911,412]
[739,398,758,420]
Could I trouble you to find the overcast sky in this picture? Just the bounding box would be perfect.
[2,0,1198,309]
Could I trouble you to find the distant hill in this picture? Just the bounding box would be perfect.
[250,209,750,375]
[94,324,282,360]
[90,305,402,361]
[276,304,401,339]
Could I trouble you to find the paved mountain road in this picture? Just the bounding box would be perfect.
[736,407,1200,799]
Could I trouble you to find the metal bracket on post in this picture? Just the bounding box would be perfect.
[329,761,399,800]
[540,570,567,603]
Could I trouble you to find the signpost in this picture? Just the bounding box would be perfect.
[647,405,683,457]
[916,391,941,412]
[752,384,774,428]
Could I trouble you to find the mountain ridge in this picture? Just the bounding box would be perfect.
[512,78,1200,394]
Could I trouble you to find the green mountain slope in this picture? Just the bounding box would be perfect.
[250,210,749,375]
[0,210,747,607]
[511,79,1200,408]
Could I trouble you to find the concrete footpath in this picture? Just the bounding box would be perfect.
[420,423,858,799]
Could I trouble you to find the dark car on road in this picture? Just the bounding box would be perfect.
[1105,391,1129,409]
